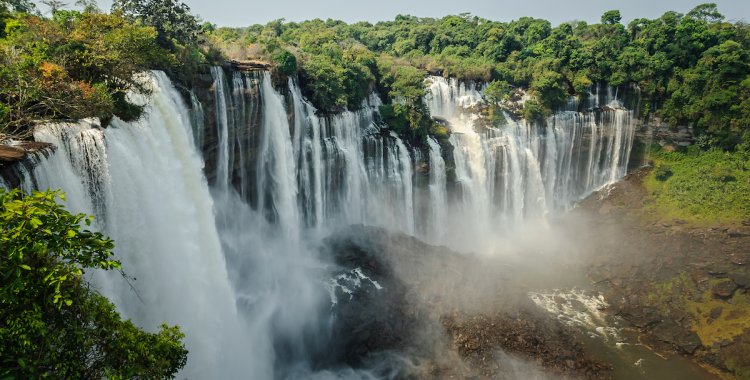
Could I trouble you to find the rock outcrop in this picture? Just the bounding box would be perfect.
[0,141,53,164]
[319,225,609,379]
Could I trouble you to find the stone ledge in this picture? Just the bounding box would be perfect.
[226,60,271,72]
[0,141,54,164]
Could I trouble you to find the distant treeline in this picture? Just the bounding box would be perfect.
[207,4,750,146]
[2,1,749,147]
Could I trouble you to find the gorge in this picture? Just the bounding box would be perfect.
[1,66,643,378]
[4,3,750,378]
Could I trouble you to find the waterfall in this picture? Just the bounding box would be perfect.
[8,67,637,379]
[256,72,300,234]
[426,137,447,241]
[425,76,635,225]
[189,90,205,152]
[289,79,325,230]
[204,70,635,252]
[16,72,249,379]
[393,132,415,235]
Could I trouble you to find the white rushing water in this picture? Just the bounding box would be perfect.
[208,70,635,248]
[16,73,250,378]
[425,76,635,249]
[10,67,637,379]
[209,71,638,248]
[208,71,635,252]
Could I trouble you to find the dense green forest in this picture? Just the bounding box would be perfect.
[208,4,750,146]
[2,1,749,146]
[0,0,214,138]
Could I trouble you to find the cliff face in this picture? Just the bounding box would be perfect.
[189,67,435,219]
[190,67,645,194]
[1,67,647,238]
[189,67,264,191]
[0,142,55,189]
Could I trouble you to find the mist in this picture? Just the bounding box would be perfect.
[13,69,636,378]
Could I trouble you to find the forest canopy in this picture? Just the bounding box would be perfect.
[1,2,748,145]
[207,4,750,146]
[0,0,214,138]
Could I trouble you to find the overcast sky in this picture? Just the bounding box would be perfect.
[82,0,750,27]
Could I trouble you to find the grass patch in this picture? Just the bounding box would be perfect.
[686,281,750,347]
[647,272,750,348]
[643,146,750,224]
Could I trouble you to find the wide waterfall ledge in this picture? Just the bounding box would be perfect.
[3,68,641,379]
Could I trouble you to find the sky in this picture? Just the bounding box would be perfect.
[68,0,750,27]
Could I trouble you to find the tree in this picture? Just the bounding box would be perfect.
[75,0,100,13]
[272,49,297,76]
[111,0,202,48]
[0,0,36,13]
[40,0,66,14]
[601,10,622,25]
[0,189,188,379]
[687,3,724,23]
[0,10,170,135]
[485,80,511,103]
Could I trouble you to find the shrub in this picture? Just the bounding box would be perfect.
[655,165,673,181]
[0,189,188,378]
[272,49,297,76]
[522,98,548,122]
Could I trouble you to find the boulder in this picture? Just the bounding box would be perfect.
[0,145,25,162]
[729,273,750,289]
[713,280,739,299]
[652,320,703,354]
[0,141,54,163]
[709,307,723,320]
[729,253,748,266]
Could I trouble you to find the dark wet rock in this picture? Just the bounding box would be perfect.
[712,280,739,299]
[431,115,449,125]
[319,225,609,379]
[319,226,425,368]
[691,270,711,285]
[727,230,749,238]
[679,334,704,355]
[588,267,613,284]
[441,311,610,379]
[730,273,750,289]
[619,306,661,328]
[226,59,271,71]
[710,307,723,320]
[652,320,703,354]
[708,269,728,277]
[729,253,748,266]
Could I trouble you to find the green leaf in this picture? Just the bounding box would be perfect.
[19,264,31,271]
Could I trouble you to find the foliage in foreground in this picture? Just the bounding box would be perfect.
[644,143,750,224]
[0,189,187,379]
